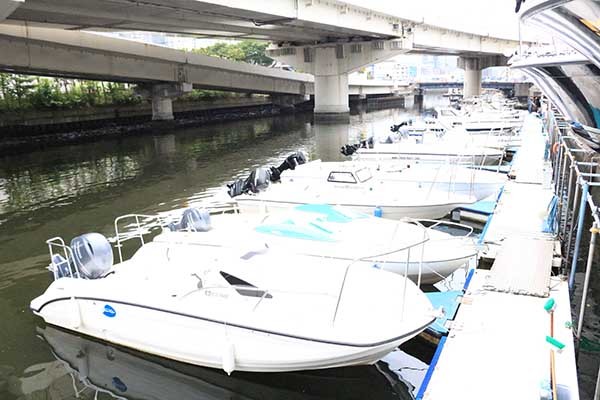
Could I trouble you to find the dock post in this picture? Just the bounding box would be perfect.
[576,222,597,345]
[568,182,589,291]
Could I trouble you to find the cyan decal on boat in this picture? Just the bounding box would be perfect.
[103,304,116,318]
[255,222,336,242]
[294,204,366,223]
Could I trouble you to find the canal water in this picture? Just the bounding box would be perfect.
[0,93,597,399]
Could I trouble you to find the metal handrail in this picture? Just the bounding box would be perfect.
[546,107,600,370]
[331,225,431,325]
[46,237,80,279]
[114,214,161,263]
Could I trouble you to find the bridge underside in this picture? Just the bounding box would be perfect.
[6,0,400,44]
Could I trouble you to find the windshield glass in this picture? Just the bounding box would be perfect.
[355,168,372,182]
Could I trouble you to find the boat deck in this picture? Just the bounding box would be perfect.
[418,115,580,399]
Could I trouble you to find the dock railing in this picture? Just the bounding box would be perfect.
[546,107,600,358]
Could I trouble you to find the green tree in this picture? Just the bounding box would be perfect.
[238,41,273,66]
[194,40,273,66]
[8,74,36,108]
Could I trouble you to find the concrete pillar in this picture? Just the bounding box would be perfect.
[459,57,483,98]
[458,55,508,99]
[314,73,349,120]
[152,96,174,121]
[313,47,349,121]
[135,82,192,121]
[268,40,411,121]
[464,67,483,98]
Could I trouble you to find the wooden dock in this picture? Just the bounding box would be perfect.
[418,115,580,400]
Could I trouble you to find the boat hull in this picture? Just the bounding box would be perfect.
[235,198,468,220]
[354,151,503,166]
[31,296,431,372]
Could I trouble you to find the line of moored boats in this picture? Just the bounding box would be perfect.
[31,91,526,376]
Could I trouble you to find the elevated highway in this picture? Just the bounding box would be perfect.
[0,22,408,119]
[0,0,526,119]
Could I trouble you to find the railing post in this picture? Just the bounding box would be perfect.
[569,182,589,291]
[594,360,600,400]
[565,182,581,269]
[553,144,563,195]
[561,164,575,235]
[576,222,598,345]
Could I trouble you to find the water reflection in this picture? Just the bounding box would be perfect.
[2,326,415,400]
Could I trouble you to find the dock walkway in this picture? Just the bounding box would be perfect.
[419,115,579,400]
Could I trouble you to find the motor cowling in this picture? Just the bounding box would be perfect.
[169,208,212,232]
[70,233,113,279]
[246,167,271,193]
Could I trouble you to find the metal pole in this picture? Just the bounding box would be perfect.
[562,165,575,235]
[594,360,600,400]
[569,182,589,291]
[565,182,581,268]
[577,222,598,341]
[557,154,570,229]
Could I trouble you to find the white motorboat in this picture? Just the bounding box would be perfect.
[230,163,478,220]
[344,141,504,166]
[31,219,436,373]
[281,160,506,201]
[435,106,525,133]
[155,205,478,284]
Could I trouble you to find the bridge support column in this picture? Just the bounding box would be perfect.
[152,97,174,121]
[268,40,411,122]
[458,55,508,98]
[136,82,192,121]
[312,47,349,121]
[464,65,482,98]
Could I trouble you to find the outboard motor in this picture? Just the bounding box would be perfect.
[390,121,408,133]
[341,144,358,156]
[227,178,245,197]
[169,208,212,232]
[270,151,307,181]
[70,233,113,279]
[227,151,307,196]
[340,137,374,156]
[279,151,307,171]
[246,167,271,193]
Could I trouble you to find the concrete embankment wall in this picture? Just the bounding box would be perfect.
[0,95,405,155]
[0,97,289,154]
[0,97,272,136]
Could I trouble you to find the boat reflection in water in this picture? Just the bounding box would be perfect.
[23,325,422,400]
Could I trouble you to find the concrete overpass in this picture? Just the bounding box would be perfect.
[0,0,525,119]
[0,21,409,119]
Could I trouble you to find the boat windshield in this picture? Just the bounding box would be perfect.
[440,109,458,117]
[355,168,372,182]
[327,171,357,183]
